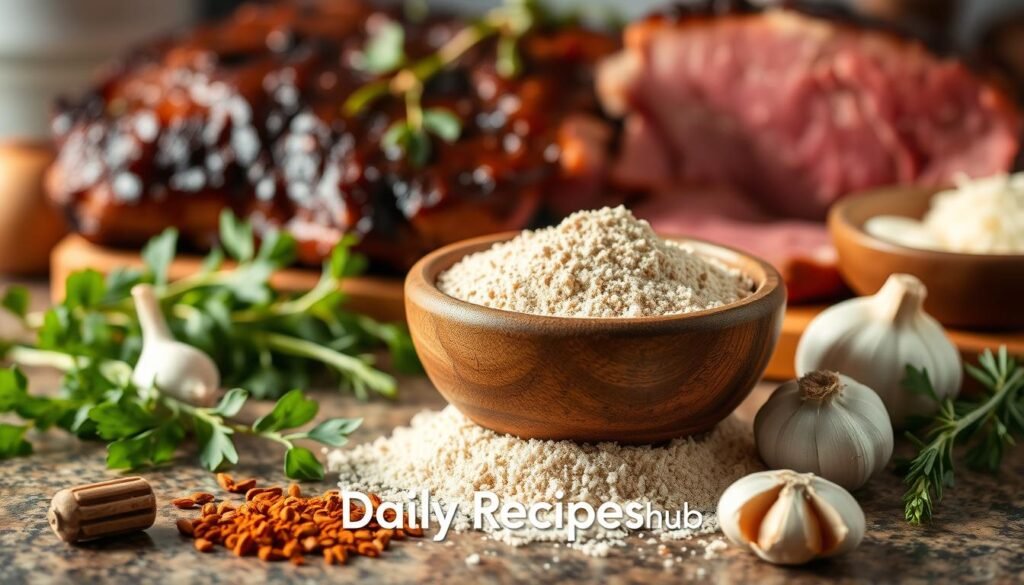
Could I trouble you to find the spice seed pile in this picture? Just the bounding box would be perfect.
[173,473,422,565]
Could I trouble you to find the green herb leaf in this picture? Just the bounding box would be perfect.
[151,422,185,464]
[104,268,144,303]
[382,121,432,168]
[201,248,225,274]
[212,388,249,418]
[256,229,297,268]
[253,389,319,433]
[195,418,238,472]
[218,210,254,262]
[422,108,462,143]
[89,400,157,440]
[902,365,939,403]
[64,269,106,310]
[293,417,362,447]
[0,423,32,459]
[1,287,29,319]
[0,367,28,411]
[284,446,324,480]
[141,228,178,287]
[107,432,156,470]
[360,20,406,74]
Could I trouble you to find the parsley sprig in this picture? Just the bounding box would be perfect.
[901,347,1024,524]
[0,210,421,479]
[0,364,359,480]
[2,210,419,400]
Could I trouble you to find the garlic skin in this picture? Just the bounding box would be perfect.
[717,470,865,565]
[795,273,961,428]
[131,285,220,406]
[755,371,893,490]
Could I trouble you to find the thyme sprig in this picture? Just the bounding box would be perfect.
[901,347,1024,524]
[345,0,543,166]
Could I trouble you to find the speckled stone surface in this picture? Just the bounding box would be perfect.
[1,281,1023,584]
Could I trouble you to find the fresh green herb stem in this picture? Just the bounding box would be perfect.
[5,345,133,383]
[902,348,1024,524]
[254,332,396,398]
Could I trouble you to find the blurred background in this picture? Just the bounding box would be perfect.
[2,0,1022,142]
[1,0,1022,276]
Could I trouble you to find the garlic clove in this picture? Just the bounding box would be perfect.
[130,285,221,407]
[752,483,822,565]
[718,470,865,566]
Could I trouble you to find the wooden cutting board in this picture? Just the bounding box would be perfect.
[52,235,1024,381]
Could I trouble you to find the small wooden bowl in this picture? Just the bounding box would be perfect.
[829,187,1024,330]
[404,233,786,444]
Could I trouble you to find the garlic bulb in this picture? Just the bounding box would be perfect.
[755,371,893,490]
[131,285,220,406]
[795,273,961,428]
[717,470,865,565]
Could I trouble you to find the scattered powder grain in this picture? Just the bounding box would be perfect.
[436,206,753,318]
[328,406,761,555]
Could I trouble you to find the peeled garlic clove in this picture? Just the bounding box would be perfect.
[718,470,865,566]
[131,285,221,407]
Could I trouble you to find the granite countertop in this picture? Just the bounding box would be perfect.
[1,282,1022,584]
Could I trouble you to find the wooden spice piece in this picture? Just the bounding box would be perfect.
[174,482,422,565]
[49,477,157,543]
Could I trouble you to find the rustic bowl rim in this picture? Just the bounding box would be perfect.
[406,231,786,332]
[830,187,1024,262]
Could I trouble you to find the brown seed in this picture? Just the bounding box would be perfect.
[216,473,235,491]
[225,534,239,550]
[234,533,254,556]
[332,545,349,564]
[301,536,319,553]
[171,498,197,509]
[175,518,195,537]
[323,549,335,565]
[216,501,234,514]
[245,488,265,501]
[191,492,215,505]
[201,502,217,517]
[288,483,301,498]
[258,545,273,561]
[356,541,379,557]
[232,478,257,493]
[194,538,214,553]
[353,529,373,541]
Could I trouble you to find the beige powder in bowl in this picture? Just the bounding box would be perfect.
[436,206,753,318]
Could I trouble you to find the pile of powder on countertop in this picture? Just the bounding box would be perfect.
[327,406,762,555]
[436,206,753,318]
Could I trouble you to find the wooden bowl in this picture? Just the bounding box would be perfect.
[404,232,786,443]
[829,187,1024,330]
